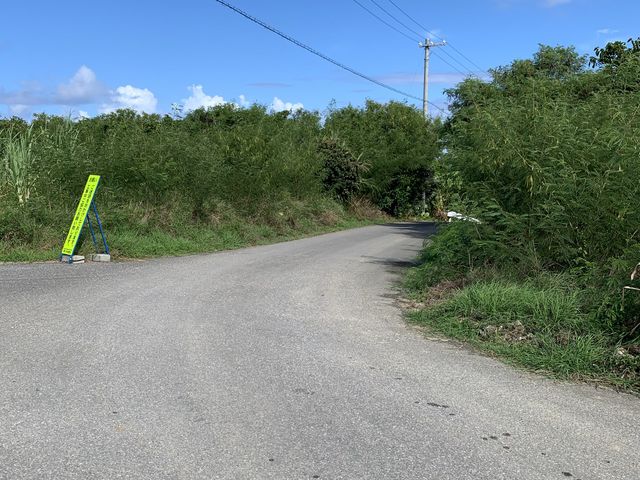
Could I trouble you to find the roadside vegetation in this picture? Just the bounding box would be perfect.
[0,101,440,261]
[407,39,640,391]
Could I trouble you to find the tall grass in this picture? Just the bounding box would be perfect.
[1,125,37,205]
[409,277,638,390]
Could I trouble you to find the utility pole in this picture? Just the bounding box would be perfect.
[419,38,446,118]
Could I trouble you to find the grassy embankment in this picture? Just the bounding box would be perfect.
[0,199,382,263]
[406,232,639,392]
[405,42,640,392]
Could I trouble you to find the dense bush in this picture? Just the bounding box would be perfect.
[438,42,640,319]
[318,137,366,202]
[324,100,441,216]
[449,45,638,253]
[0,101,438,259]
[408,41,640,389]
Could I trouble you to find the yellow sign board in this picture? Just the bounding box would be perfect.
[61,175,101,256]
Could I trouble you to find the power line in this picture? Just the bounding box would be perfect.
[433,37,485,74]
[214,0,445,113]
[355,0,470,81]
[366,0,423,39]
[385,0,429,34]
[434,48,476,75]
[356,0,475,80]
[431,51,468,77]
[385,0,486,73]
[351,0,473,89]
[352,0,473,78]
[351,0,420,44]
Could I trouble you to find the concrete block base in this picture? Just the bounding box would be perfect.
[61,255,85,264]
[90,254,111,262]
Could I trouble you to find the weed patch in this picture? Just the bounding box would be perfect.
[407,277,640,392]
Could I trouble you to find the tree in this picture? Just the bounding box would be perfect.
[323,100,440,215]
[532,45,586,79]
[490,45,586,88]
[589,38,640,68]
[318,137,366,202]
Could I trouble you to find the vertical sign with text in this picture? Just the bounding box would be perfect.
[61,175,101,256]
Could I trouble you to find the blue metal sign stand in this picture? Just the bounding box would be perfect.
[86,200,110,256]
[60,200,110,263]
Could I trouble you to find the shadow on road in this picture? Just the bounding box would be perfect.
[362,257,420,269]
[383,222,438,239]
[362,222,437,272]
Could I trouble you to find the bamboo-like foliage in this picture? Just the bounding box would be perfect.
[436,41,640,334]
[1,126,37,205]
[444,43,640,270]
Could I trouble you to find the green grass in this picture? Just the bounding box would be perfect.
[0,215,377,262]
[407,278,640,393]
[106,216,373,259]
[0,244,58,263]
[0,190,386,262]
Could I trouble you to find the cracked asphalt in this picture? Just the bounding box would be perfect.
[1,223,638,479]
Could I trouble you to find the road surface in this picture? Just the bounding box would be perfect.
[1,223,638,479]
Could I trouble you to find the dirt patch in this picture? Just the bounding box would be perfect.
[479,320,534,343]
[397,280,461,312]
[347,197,387,221]
[317,210,339,226]
[424,279,463,306]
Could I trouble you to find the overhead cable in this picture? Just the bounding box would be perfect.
[386,0,486,72]
[214,0,445,113]
[367,0,424,39]
[351,0,421,43]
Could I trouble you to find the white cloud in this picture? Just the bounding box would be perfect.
[182,84,227,111]
[1,66,156,117]
[112,85,157,113]
[247,82,292,88]
[0,82,47,107]
[596,28,619,35]
[270,97,303,113]
[8,104,29,116]
[376,72,460,85]
[180,85,252,111]
[494,0,572,8]
[238,94,250,108]
[56,65,107,104]
[426,29,443,41]
[100,85,158,114]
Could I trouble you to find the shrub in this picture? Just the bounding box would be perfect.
[324,100,440,215]
[318,137,366,202]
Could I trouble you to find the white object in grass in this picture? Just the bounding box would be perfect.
[447,211,481,223]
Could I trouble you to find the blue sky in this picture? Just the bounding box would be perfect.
[1,0,637,118]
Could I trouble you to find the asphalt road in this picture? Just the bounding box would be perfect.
[1,223,638,480]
